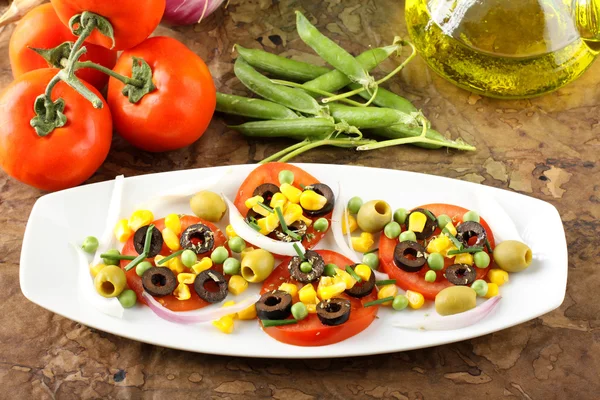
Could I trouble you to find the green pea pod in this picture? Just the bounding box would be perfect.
[370,125,447,149]
[348,83,418,115]
[230,118,336,140]
[234,58,322,115]
[235,45,330,81]
[296,11,372,87]
[216,93,300,120]
[328,104,419,129]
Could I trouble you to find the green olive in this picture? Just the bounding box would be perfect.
[493,240,532,272]
[94,265,127,298]
[190,191,227,222]
[241,249,275,283]
[356,200,392,233]
[435,286,477,316]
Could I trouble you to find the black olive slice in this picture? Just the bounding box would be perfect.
[252,183,280,204]
[142,267,177,297]
[256,290,292,320]
[406,208,437,240]
[393,241,427,272]
[287,250,325,283]
[180,223,215,255]
[456,221,487,248]
[317,298,351,326]
[444,264,477,286]
[270,220,307,242]
[345,264,376,298]
[134,225,164,258]
[193,270,228,303]
[302,183,335,217]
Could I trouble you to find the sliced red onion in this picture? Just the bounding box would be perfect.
[142,292,260,324]
[91,175,125,267]
[392,296,502,331]
[163,0,227,26]
[223,196,306,257]
[331,183,361,263]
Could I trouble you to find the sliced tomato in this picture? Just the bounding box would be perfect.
[260,250,378,347]
[380,204,496,301]
[234,162,331,249]
[120,215,227,311]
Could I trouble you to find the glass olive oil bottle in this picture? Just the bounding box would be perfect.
[405,0,600,98]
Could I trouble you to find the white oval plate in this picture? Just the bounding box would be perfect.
[19,164,567,358]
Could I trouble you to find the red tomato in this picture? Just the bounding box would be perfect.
[0,69,112,191]
[9,4,117,91]
[260,250,378,347]
[121,215,228,312]
[107,37,216,152]
[234,163,330,249]
[380,203,496,300]
[50,0,166,51]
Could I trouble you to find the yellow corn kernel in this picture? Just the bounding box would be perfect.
[342,213,358,234]
[280,183,302,204]
[162,227,181,251]
[333,268,357,290]
[90,263,107,278]
[213,315,234,334]
[257,218,272,235]
[168,257,186,274]
[229,275,249,295]
[192,257,213,274]
[173,282,191,301]
[484,282,499,298]
[270,192,288,210]
[408,211,427,233]
[265,212,280,231]
[245,195,264,209]
[114,219,133,242]
[406,290,425,309]
[237,304,257,320]
[488,269,509,287]
[444,222,457,236]
[426,235,451,254]
[283,203,303,225]
[455,253,474,266]
[299,284,318,304]
[278,282,298,298]
[223,300,237,317]
[252,204,270,217]
[306,303,317,314]
[317,282,347,300]
[225,224,237,238]
[177,273,196,285]
[377,284,398,305]
[352,232,375,253]
[165,213,181,235]
[128,210,154,231]
[298,214,313,226]
[299,190,327,211]
[354,264,372,281]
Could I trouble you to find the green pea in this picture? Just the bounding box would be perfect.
[474,251,491,268]
[136,261,153,277]
[362,252,379,270]
[399,230,416,242]
[228,236,246,253]
[324,263,338,276]
[384,221,401,239]
[223,258,241,275]
[300,261,313,273]
[427,253,444,271]
[392,295,409,311]
[211,246,229,264]
[102,249,121,266]
[437,214,452,229]
[180,250,198,268]
[81,236,99,254]
[314,218,329,232]
[347,196,363,215]
[291,302,308,321]
[463,210,480,223]
[471,279,488,297]
[393,208,408,225]
[278,169,295,185]
[118,289,137,308]
[425,270,437,282]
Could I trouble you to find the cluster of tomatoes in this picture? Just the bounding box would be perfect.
[0,0,216,192]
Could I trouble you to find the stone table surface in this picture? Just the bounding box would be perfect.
[0,0,599,399]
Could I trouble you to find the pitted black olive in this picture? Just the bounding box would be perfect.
[345,264,376,298]
[252,183,280,204]
[406,208,437,240]
[134,225,164,258]
[270,220,307,242]
[193,270,228,303]
[393,241,427,272]
[180,223,215,255]
[302,183,335,217]
[456,221,487,248]
[317,298,351,326]
[444,264,477,286]
[256,290,292,320]
[142,267,177,297]
[287,250,325,283]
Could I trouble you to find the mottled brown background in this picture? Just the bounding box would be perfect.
[1,0,599,399]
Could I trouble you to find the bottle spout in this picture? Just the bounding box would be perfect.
[573,0,600,49]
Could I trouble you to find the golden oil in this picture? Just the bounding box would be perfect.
[405,0,599,99]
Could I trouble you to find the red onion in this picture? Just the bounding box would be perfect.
[163,0,227,26]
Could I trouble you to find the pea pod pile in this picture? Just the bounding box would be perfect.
[217,11,476,163]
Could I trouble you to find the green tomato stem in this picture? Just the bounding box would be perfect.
[76,61,145,87]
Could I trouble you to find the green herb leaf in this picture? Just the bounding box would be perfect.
[293,243,305,260]
[99,253,136,261]
[157,249,185,265]
[261,319,298,328]
[365,297,394,307]
[345,265,362,283]
[443,227,463,250]
[423,209,436,221]
[375,279,397,286]
[447,247,484,256]
[257,201,274,213]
